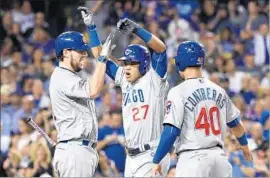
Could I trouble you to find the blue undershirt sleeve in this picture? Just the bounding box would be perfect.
[151,51,167,78]
[106,60,119,80]
[87,24,101,47]
[153,124,180,164]
[227,117,240,128]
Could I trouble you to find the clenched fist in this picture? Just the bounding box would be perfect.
[78,6,94,26]
[117,18,138,35]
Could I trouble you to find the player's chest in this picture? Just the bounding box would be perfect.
[73,98,95,112]
[122,83,151,107]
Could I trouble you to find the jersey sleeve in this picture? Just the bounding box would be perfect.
[226,94,241,123]
[63,78,90,99]
[114,67,127,88]
[163,88,184,129]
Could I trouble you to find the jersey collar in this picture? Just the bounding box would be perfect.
[59,67,76,75]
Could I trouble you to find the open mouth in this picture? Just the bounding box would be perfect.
[125,71,131,78]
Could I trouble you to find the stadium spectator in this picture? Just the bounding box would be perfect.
[97,110,126,175]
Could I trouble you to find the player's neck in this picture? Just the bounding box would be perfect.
[182,68,202,80]
[59,61,75,73]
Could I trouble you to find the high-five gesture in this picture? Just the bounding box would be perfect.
[99,33,115,61]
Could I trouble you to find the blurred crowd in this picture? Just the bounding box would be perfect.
[0,0,269,177]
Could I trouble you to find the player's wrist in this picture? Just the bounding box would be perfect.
[236,133,248,146]
[98,56,108,63]
[134,26,152,43]
[88,24,101,48]
[152,159,161,164]
[87,23,96,30]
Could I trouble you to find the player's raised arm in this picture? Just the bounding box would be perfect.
[117,18,166,53]
[78,6,119,80]
[117,18,167,78]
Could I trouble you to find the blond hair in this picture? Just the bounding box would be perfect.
[30,141,51,164]
[9,149,21,166]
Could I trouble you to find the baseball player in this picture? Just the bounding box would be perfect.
[78,7,170,177]
[50,29,115,177]
[152,41,253,177]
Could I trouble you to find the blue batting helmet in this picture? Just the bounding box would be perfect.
[174,41,205,71]
[119,44,150,75]
[55,31,90,57]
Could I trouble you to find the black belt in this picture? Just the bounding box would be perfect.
[176,144,222,156]
[60,140,97,148]
[126,144,151,156]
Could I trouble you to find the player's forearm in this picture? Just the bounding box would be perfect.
[134,26,166,53]
[92,46,102,59]
[88,26,118,80]
[227,118,248,146]
[89,62,106,99]
[88,24,102,59]
[230,122,246,138]
[96,139,109,151]
[153,124,180,164]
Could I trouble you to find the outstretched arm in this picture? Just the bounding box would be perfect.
[226,95,253,162]
[78,6,119,80]
[117,18,167,77]
[227,117,253,161]
[152,124,180,176]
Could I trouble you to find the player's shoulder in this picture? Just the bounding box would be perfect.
[168,84,182,97]
[205,78,227,95]
[148,66,167,80]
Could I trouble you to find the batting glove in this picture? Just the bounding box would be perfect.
[117,18,138,34]
[98,33,116,62]
[78,6,94,26]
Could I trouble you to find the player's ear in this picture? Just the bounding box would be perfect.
[63,49,71,58]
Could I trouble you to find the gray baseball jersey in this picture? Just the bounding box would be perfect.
[115,67,169,148]
[49,67,98,143]
[164,78,240,153]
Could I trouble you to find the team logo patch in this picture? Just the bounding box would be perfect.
[125,48,133,56]
[197,57,203,65]
[166,101,172,114]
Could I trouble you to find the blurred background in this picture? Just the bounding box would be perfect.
[0,0,269,177]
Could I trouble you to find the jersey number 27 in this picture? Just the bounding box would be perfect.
[195,106,221,136]
[132,104,149,121]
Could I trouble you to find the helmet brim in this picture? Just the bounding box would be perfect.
[118,56,140,63]
[75,44,91,51]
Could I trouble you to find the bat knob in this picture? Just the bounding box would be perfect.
[26,117,31,122]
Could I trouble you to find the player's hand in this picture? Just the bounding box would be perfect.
[78,6,93,26]
[241,146,253,161]
[152,163,162,177]
[105,134,118,143]
[117,18,138,34]
[100,32,116,59]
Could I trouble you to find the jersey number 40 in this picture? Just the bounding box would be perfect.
[195,106,221,136]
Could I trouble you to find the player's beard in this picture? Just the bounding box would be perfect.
[70,55,82,72]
